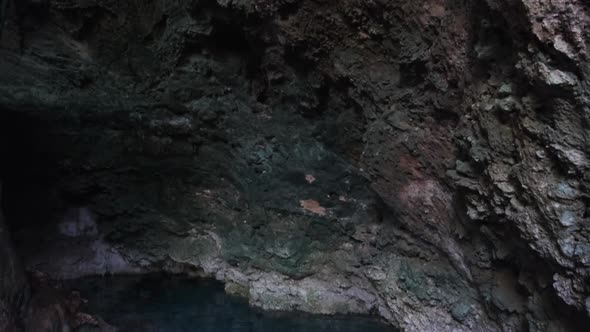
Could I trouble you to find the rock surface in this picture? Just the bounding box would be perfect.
[0,181,28,332]
[0,0,589,331]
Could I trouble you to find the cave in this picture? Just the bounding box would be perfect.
[1,1,590,332]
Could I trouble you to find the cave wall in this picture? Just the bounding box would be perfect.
[0,181,29,332]
[0,0,589,331]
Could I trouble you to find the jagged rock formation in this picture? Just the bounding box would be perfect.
[0,0,589,331]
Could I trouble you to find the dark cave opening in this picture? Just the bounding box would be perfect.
[208,18,252,54]
[0,109,63,232]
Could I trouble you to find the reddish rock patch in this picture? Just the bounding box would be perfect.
[300,199,327,216]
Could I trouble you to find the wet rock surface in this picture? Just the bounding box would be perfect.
[0,0,589,331]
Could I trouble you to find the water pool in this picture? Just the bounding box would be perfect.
[70,274,394,332]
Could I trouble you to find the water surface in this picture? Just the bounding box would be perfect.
[71,274,394,332]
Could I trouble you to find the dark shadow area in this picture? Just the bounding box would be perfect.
[0,109,63,232]
[399,60,427,87]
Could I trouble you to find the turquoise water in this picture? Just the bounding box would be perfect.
[70,274,394,332]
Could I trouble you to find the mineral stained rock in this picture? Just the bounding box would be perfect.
[0,0,589,331]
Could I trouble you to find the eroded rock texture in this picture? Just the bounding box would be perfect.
[0,0,589,331]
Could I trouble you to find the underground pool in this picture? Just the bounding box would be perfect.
[68,274,395,332]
